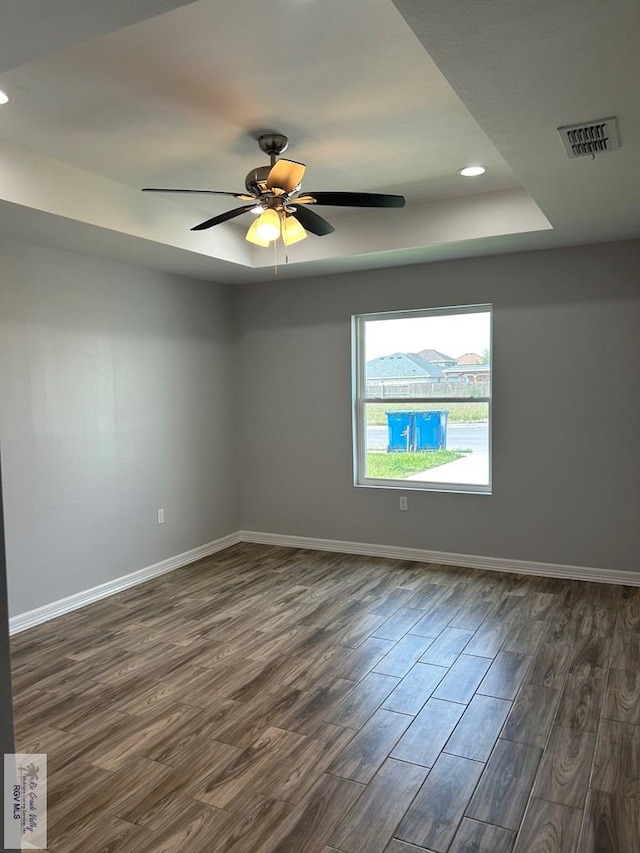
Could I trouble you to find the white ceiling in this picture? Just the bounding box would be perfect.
[0,0,637,283]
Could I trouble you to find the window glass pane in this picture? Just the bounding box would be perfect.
[364,311,491,399]
[364,402,490,486]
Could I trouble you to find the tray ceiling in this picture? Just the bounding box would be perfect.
[0,0,637,282]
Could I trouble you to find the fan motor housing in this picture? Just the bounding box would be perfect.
[245,165,271,195]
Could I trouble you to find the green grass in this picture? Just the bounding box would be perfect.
[366,450,466,479]
[366,402,487,425]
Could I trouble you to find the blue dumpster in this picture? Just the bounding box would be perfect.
[386,410,448,452]
[386,412,414,452]
[414,410,448,451]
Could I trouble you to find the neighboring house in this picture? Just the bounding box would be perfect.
[414,348,457,368]
[366,352,444,396]
[457,352,484,365]
[367,351,491,396]
[443,363,491,384]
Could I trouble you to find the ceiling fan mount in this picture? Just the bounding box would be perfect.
[142,132,406,247]
[257,132,289,162]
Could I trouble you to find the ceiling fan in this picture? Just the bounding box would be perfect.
[142,133,405,247]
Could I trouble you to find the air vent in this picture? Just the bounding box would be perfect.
[558,117,620,159]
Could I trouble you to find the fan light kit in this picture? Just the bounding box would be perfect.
[142,133,406,253]
[459,165,486,177]
[0,90,11,105]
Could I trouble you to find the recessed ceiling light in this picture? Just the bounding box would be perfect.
[0,89,11,105]
[459,165,486,177]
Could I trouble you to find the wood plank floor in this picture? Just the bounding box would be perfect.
[10,543,640,852]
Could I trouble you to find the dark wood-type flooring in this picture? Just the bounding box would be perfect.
[10,543,640,852]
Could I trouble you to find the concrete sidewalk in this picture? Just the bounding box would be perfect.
[407,451,489,485]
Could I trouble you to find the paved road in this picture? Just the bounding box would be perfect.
[367,422,488,453]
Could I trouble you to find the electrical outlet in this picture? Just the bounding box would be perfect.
[157,508,165,524]
[399,496,408,511]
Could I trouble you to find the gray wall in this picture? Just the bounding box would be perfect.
[2,236,639,622]
[0,238,239,617]
[236,240,640,573]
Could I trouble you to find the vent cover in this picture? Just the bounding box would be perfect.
[558,117,620,159]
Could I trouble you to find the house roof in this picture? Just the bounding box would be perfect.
[414,349,456,364]
[457,353,484,365]
[0,1,638,283]
[367,353,444,380]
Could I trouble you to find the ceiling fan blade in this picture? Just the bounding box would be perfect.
[301,191,406,208]
[267,159,307,194]
[142,188,254,201]
[190,204,256,231]
[289,204,335,236]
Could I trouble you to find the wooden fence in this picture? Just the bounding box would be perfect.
[366,380,490,399]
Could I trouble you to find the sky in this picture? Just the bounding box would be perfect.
[365,311,491,360]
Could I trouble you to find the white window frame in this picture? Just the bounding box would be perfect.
[352,304,492,495]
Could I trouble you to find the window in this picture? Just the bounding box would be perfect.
[353,305,492,494]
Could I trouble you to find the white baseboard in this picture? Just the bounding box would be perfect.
[9,532,242,635]
[10,528,639,635]
[239,530,640,588]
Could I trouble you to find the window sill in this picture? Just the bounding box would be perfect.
[355,479,492,496]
